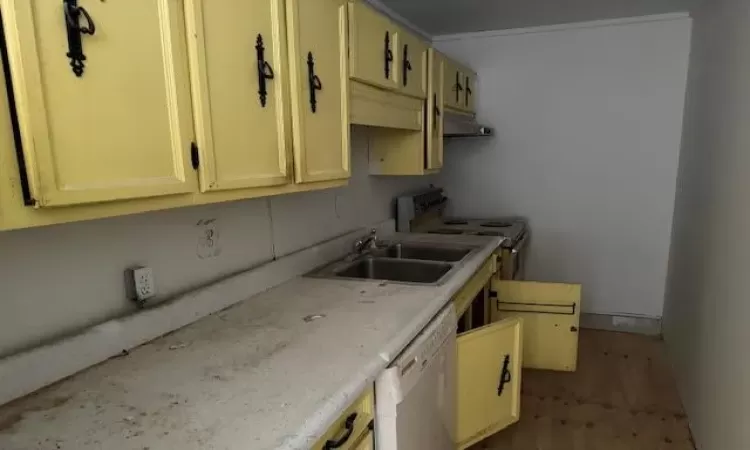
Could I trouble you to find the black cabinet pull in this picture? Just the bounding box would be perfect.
[384,31,393,79]
[307,52,323,113]
[465,75,472,107]
[323,413,357,449]
[497,354,512,396]
[454,71,463,103]
[402,44,412,86]
[433,93,441,128]
[63,0,96,77]
[255,34,275,107]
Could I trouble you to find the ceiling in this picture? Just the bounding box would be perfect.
[378,0,696,36]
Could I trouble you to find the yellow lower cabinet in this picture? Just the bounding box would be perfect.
[314,387,374,450]
[456,317,523,449]
[491,280,582,372]
[453,257,495,317]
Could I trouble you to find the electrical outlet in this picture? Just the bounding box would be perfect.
[125,266,156,306]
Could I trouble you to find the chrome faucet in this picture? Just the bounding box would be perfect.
[353,229,378,254]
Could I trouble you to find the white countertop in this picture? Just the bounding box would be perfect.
[0,233,502,450]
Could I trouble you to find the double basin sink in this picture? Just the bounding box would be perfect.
[309,242,479,285]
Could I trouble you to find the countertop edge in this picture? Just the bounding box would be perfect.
[279,235,502,450]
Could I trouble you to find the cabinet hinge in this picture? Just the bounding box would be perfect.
[190,142,200,170]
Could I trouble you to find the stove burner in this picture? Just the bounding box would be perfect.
[443,219,469,225]
[477,231,506,237]
[481,221,514,228]
[427,229,465,235]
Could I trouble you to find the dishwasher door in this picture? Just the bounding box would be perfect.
[376,305,457,450]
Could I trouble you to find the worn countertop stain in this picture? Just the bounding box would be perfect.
[0,234,502,450]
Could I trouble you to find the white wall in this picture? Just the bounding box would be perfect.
[435,16,691,317]
[663,1,750,449]
[0,128,435,358]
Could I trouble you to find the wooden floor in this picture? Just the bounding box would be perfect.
[472,329,694,450]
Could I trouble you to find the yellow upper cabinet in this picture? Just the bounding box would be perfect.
[462,68,477,113]
[443,58,477,114]
[456,317,523,450]
[365,48,445,176]
[395,27,428,99]
[426,49,445,170]
[184,0,291,193]
[443,58,462,111]
[348,1,398,91]
[0,0,197,207]
[286,0,350,183]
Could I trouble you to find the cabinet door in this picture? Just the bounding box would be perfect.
[287,0,350,183]
[348,1,397,91]
[491,280,581,372]
[396,28,427,99]
[0,0,196,207]
[443,60,463,111]
[426,49,444,170]
[456,317,523,450]
[185,0,290,192]
[462,70,477,113]
[353,430,374,450]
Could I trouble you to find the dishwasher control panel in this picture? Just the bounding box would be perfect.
[393,304,456,382]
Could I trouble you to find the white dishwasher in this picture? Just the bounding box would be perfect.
[376,304,457,450]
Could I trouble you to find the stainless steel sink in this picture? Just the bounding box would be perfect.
[369,243,471,262]
[307,240,481,285]
[334,257,453,283]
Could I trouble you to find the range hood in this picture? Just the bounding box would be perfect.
[443,110,494,138]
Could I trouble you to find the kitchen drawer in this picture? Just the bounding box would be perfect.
[453,256,495,318]
[313,386,374,450]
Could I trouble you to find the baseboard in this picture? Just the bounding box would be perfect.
[580,313,662,336]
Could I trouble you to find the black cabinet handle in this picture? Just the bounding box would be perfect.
[465,75,472,107]
[307,52,323,113]
[402,44,412,86]
[454,71,463,103]
[384,31,393,79]
[433,93,441,128]
[63,0,96,77]
[323,413,357,449]
[497,354,512,396]
[255,34,275,107]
